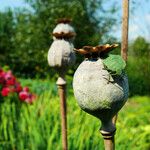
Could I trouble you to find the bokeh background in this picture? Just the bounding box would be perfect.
[0,0,150,149]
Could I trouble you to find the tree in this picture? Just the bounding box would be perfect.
[24,0,118,76]
[1,0,118,77]
[127,36,150,95]
[25,0,117,46]
[0,9,15,65]
[131,36,150,57]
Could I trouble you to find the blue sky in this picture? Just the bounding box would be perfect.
[0,0,150,42]
[109,0,150,42]
[0,0,31,10]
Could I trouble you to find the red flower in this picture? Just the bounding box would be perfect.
[0,68,36,104]
[1,87,11,96]
[0,68,3,74]
[23,87,29,92]
[0,70,5,85]
[14,82,22,93]
[4,71,16,86]
[19,91,29,101]
[25,94,36,104]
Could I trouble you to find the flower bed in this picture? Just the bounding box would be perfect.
[0,68,36,104]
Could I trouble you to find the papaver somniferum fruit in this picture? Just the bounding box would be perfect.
[47,18,76,78]
[73,44,129,133]
[0,67,36,104]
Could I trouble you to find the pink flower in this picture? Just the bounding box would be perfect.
[0,68,36,104]
[4,71,16,86]
[19,91,36,104]
[14,82,22,93]
[25,94,36,104]
[23,87,29,92]
[1,87,11,96]
[19,91,29,101]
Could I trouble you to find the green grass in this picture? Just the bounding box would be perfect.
[0,79,150,150]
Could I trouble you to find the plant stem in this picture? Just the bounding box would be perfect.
[57,77,67,150]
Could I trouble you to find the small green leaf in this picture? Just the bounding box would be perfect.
[102,54,126,75]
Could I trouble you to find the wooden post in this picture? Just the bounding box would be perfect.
[100,122,116,150]
[100,130,116,150]
[121,0,129,62]
[56,77,67,150]
[110,0,129,149]
[48,18,76,150]
[113,0,129,126]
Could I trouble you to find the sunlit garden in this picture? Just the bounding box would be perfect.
[0,0,150,150]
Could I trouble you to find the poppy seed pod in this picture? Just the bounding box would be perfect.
[48,39,76,74]
[53,23,75,35]
[73,58,129,132]
[52,23,76,41]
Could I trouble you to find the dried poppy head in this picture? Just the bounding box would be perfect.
[74,44,119,59]
[52,20,76,40]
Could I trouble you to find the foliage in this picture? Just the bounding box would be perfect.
[0,79,149,149]
[0,9,15,64]
[0,0,118,77]
[127,36,150,96]
[0,2,149,96]
[102,54,126,75]
[131,37,150,56]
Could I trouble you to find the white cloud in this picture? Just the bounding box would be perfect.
[127,13,150,41]
[128,24,140,40]
[129,24,139,33]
